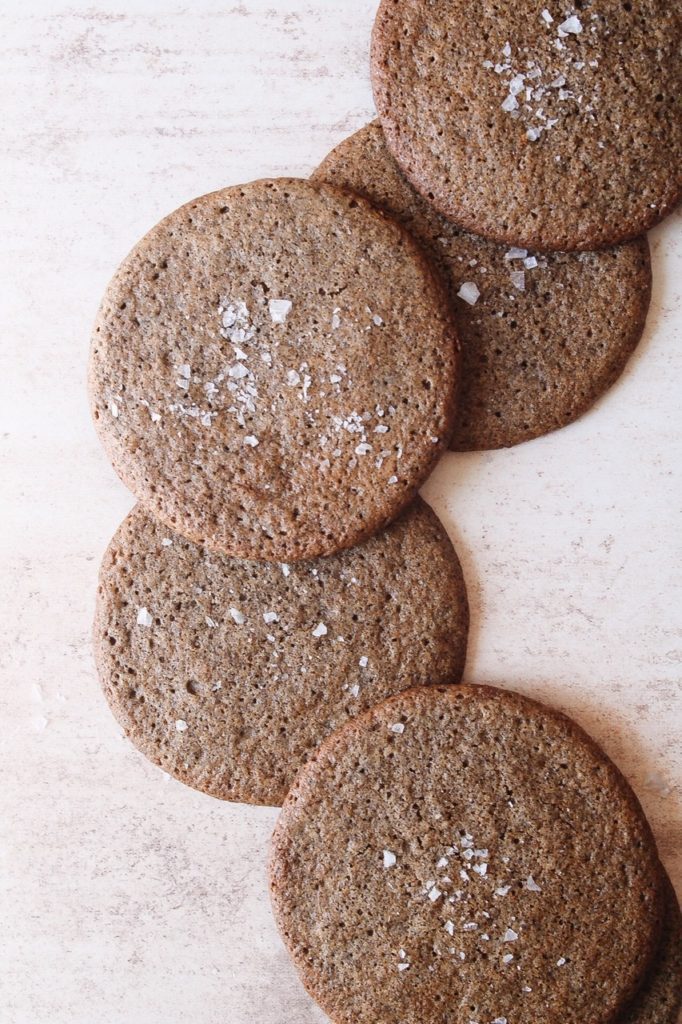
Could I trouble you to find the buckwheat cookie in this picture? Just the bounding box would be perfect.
[313,122,651,450]
[270,685,664,1024]
[620,873,681,1024]
[371,0,682,251]
[89,179,459,561]
[93,500,468,806]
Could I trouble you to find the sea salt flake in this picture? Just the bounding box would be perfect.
[268,299,292,324]
[263,612,279,624]
[505,247,528,260]
[495,886,511,896]
[390,722,405,734]
[397,962,410,972]
[437,857,449,869]
[312,622,328,638]
[177,364,191,380]
[136,607,153,627]
[502,41,512,57]
[244,435,259,447]
[428,886,442,903]
[527,127,542,141]
[349,684,360,698]
[175,719,188,732]
[359,656,369,668]
[541,8,553,23]
[492,1018,508,1024]
[109,400,119,418]
[524,256,538,269]
[502,94,519,113]
[281,563,290,577]
[473,863,488,876]
[331,308,341,330]
[525,875,542,892]
[559,15,582,34]
[457,281,480,305]
[388,476,398,485]
[355,443,372,456]
[373,314,383,326]
[502,954,514,964]
[557,957,567,967]
[463,922,477,931]
[510,271,526,291]
[383,850,397,869]
[286,369,301,387]
[229,607,245,625]
[161,538,173,547]
[205,616,218,629]
[229,363,249,380]
[504,929,518,942]
[509,74,526,96]
[330,374,342,384]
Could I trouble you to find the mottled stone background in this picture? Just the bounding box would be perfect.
[0,3,679,1022]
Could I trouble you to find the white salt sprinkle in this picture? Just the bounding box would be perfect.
[136,607,153,627]
[175,720,188,733]
[457,281,480,305]
[161,538,173,547]
[541,8,553,23]
[383,850,397,869]
[312,622,328,638]
[263,612,279,625]
[557,957,567,967]
[525,875,542,892]
[559,15,582,34]
[268,299,292,324]
[390,723,405,734]
[502,953,514,964]
[505,247,528,260]
[229,607,245,625]
[510,271,526,291]
[504,929,519,942]
[244,435,259,447]
[359,656,369,668]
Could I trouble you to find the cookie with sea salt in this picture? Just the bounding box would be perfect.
[93,499,469,807]
[89,179,458,561]
[270,684,665,1024]
[313,122,651,450]
[371,0,682,251]
[619,873,681,1024]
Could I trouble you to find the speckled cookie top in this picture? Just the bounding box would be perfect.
[313,122,651,450]
[270,685,664,1024]
[89,178,459,560]
[620,874,681,1024]
[371,0,682,251]
[93,500,468,806]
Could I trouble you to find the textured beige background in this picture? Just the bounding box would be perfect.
[1,3,680,1022]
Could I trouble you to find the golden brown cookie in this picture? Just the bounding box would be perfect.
[270,684,664,1024]
[313,122,651,450]
[371,0,682,251]
[93,500,469,806]
[89,179,459,560]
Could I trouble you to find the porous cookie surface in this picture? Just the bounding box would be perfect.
[313,122,651,450]
[620,874,682,1024]
[270,685,664,1024]
[89,179,458,560]
[371,0,682,251]
[94,500,468,806]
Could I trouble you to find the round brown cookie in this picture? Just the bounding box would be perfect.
[618,873,682,1024]
[270,684,665,1024]
[93,499,469,807]
[313,122,651,450]
[371,0,682,251]
[89,179,459,561]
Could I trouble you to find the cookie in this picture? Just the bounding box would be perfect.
[93,500,469,806]
[371,0,682,251]
[270,684,664,1024]
[89,178,459,561]
[313,122,651,450]
[620,873,681,1024]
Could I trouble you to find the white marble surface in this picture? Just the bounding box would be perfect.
[1,3,680,1021]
